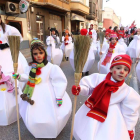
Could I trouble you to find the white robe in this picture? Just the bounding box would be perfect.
[127,35,140,58]
[19,62,72,138]
[69,48,95,73]
[136,61,140,83]
[64,36,73,57]
[98,43,126,74]
[74,73,140,140]
[0,25,28,125]
[97,38,109,57]
[118,38,128,52]
[60,36,65,53]
[88,29,97,55]
[46,36,63,66]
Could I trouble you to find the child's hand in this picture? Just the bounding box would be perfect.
[12,73,21,80]
[72,85,81,96]
[128,130,134,140]
[56,98,62,107]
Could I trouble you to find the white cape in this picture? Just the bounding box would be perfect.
[46,36,63,66]
[136,61,140,83]
[127,35,140,58]
[64,36,73,57]
[118,38,128,52]
[74,73,140,140]
[19,62,72,138]
[69,48,95,72]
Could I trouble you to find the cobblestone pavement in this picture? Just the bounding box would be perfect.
[0,53,139,140]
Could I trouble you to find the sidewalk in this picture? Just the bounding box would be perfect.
[20,48,31,62]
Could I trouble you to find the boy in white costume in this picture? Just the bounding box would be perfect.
[98,33,126,74]
[72,54,140,140]
[46,28,63,66]
[13,38,72,138]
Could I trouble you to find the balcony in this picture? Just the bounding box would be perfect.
[31,0,70,12]
[70,0,89,15]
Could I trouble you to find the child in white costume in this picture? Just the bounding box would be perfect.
[13,38,72,138]
[88,24,97,55]
[69,29,95,75]
[127,28,140,58]
[98,32,110,57]
[98,33,126,74]
[118,32,128,52]
[0,16,28,126]
[64,30,73,61]
[72,54,140,140]
[46,28,63,66]
[0,16,28,90]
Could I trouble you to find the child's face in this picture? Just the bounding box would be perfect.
[111,38,117,44]
[52,31,55,35]
[32,48,45,63]
[110,65,129,81]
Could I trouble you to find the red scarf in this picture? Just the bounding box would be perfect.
[85,72,124,122]
[101,42,117,66]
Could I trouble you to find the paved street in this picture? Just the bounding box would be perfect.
[0,53,140,140]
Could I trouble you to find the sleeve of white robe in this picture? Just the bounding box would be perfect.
[121,87,140,130]
[79,73,100,96]
[18,66,30,82]
[46,36,55,46]
[50,65,67,99]
[92,30,97,43]
[101,43,109,54]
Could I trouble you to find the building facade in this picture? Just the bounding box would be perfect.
[86,0,103,30]
[70,0,89,34]
[0,0,29,49]
[0,0,103,49]
[28,0,70,43]
[102,7,121,29]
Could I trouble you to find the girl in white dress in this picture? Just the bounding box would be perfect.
[13,38,72,138]
[46,28,63,66]
[72,54,140,140]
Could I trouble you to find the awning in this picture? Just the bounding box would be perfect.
[71,13,85,22]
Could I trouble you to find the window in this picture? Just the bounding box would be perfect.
[6,20,23,37]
